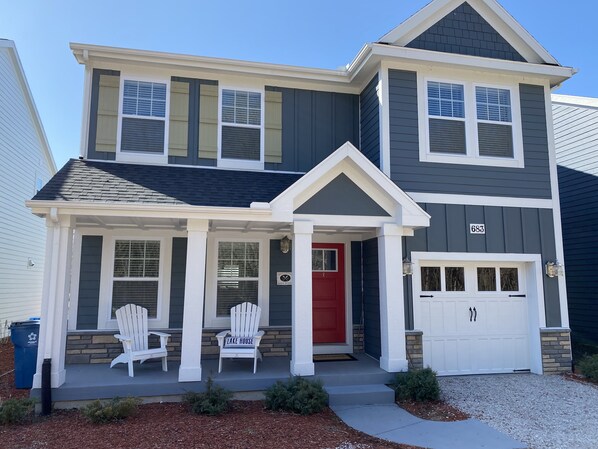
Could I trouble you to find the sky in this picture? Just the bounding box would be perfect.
[1,0,597,169]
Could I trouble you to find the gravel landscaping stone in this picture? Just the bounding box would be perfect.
[440,374,598,449]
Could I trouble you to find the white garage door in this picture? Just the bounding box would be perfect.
[415,262,530,376]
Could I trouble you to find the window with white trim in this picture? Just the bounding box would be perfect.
[216,241,260,317]
[220,89,263,163]
[111,240,160,318]
[422,78,522,168]
[120,79,168,155]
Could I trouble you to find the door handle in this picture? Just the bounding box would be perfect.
[473,307,477,322]
[469,307,473,322]
[420,295,434,298]
[509,294,526,298]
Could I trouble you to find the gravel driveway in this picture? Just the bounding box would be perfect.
[439,374,598,449]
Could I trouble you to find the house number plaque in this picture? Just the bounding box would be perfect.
[469,224,486,234]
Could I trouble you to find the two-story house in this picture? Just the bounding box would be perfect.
[28,0,575,393]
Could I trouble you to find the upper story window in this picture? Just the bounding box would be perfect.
[420,77,523,168]
[117,77,170,163]
[219,87,264,170]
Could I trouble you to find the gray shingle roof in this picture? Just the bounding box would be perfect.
[32,159,302,208]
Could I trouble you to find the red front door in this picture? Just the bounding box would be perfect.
[312,243,345,344]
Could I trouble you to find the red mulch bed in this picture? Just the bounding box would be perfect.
[397,400,469,422]
[563,372,598,388]
[0,340,423,449]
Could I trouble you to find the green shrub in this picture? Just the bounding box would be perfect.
[0,398,36,425]
[82,397,142,424]
[265,377,328,415]
[184,377,233,416]
[391,368,440,402]
[578,354,598,381]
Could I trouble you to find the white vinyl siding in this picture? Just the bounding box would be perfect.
[0,46,54,334]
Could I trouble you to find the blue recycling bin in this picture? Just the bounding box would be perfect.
[9,320,40,389]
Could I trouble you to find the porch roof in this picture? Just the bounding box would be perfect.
[32,159,302,208]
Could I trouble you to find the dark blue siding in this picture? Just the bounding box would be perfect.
[351,241,363,325]
[359,75,380,168]
[388,70,552,199]
[405,2,526,62]
[265,87,359,172]
[269,239,292,326]
[403,204,561,327]
[558,166,598,342]
[76,236,103,330]
[362,238,381,359]
[168,237,187,328]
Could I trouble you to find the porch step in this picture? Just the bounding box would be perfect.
[325,384,396,406]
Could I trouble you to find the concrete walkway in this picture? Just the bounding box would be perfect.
[331,404,526,449]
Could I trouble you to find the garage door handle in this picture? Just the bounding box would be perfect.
[509,294,526,298]
[469,307,473,322]
[420,295,434,298]
[473,307,477,322]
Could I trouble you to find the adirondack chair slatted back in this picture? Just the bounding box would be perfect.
[116,304,149,352]
[230,302,261,338]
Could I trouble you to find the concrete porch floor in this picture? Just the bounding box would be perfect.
[31,353,395,403]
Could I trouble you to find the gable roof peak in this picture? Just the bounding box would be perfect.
[378,0,559,66]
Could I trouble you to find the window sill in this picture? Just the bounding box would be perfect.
[116,152,168,165]
[421,152,524,169]
[218,158,264,171]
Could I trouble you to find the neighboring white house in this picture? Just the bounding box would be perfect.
[0,39,56,337]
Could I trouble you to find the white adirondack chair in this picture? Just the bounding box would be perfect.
[216,302,264,374]
[110,304,171,377]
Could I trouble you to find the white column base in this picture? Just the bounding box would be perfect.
[32,373,41,389]
[380,356,408,373]
[290,360,315,376]
[178,366,202,382]
[51,369,66,388]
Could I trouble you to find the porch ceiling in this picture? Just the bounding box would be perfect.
[75,215,375,235]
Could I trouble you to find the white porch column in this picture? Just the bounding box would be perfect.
[33,212,74,388]
[377,223,408,372]
[290,220,315,376]
[178,219,209,382]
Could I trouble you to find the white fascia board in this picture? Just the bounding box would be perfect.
[70,43,351,87]
[26,200,273,221]
[552,94,598,110]
[378,0,559,66]
[2,40,57,174]
[407,192,554,209]
[369,44,575,87]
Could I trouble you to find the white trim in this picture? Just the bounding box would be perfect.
[379,64,391,177]
[204,234,269,329]
[115,73,171,165]
[95,231,173,330]
[552,94,598,110]
[67,231,83,331]
[418,73,524,168]
[411,251,545,375]
[80,65,92,159]
[378,0,558,66]
[217,84,265,171]
[405,192,554,209]
[544,85,570,328]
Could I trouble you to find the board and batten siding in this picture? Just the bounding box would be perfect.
[362,238,381,359]
[0,45,54,331]
[402,203,561,328]
[553,98,598,343]
[388,69,552,199]
[359,75,380,168]
[265,87,359,173]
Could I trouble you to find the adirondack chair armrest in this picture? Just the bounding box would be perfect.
[254,330,265,346]
[114,334,132,342]
[216,330,231,348]
[149,331,171,347]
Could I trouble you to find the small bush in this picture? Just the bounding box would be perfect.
[392,368,440,402]
[0,398,36,425]
[265,377,328,415]
[184,377,233,416]
[578,354,598,381]
[82,397,142,424]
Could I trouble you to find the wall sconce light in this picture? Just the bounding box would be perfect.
[403,258,414,276]
[545,260,563,278]
[280,236,291,254]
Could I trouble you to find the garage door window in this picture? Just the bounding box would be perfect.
[477,267,519,292]
[445,267,465,291]
[421,266,465,292]
[421,267,441,291]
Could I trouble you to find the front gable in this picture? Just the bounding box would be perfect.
[405,2,525,62]
[379,0,559,65]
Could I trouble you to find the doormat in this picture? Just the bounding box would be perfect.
[313,354,357,362]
